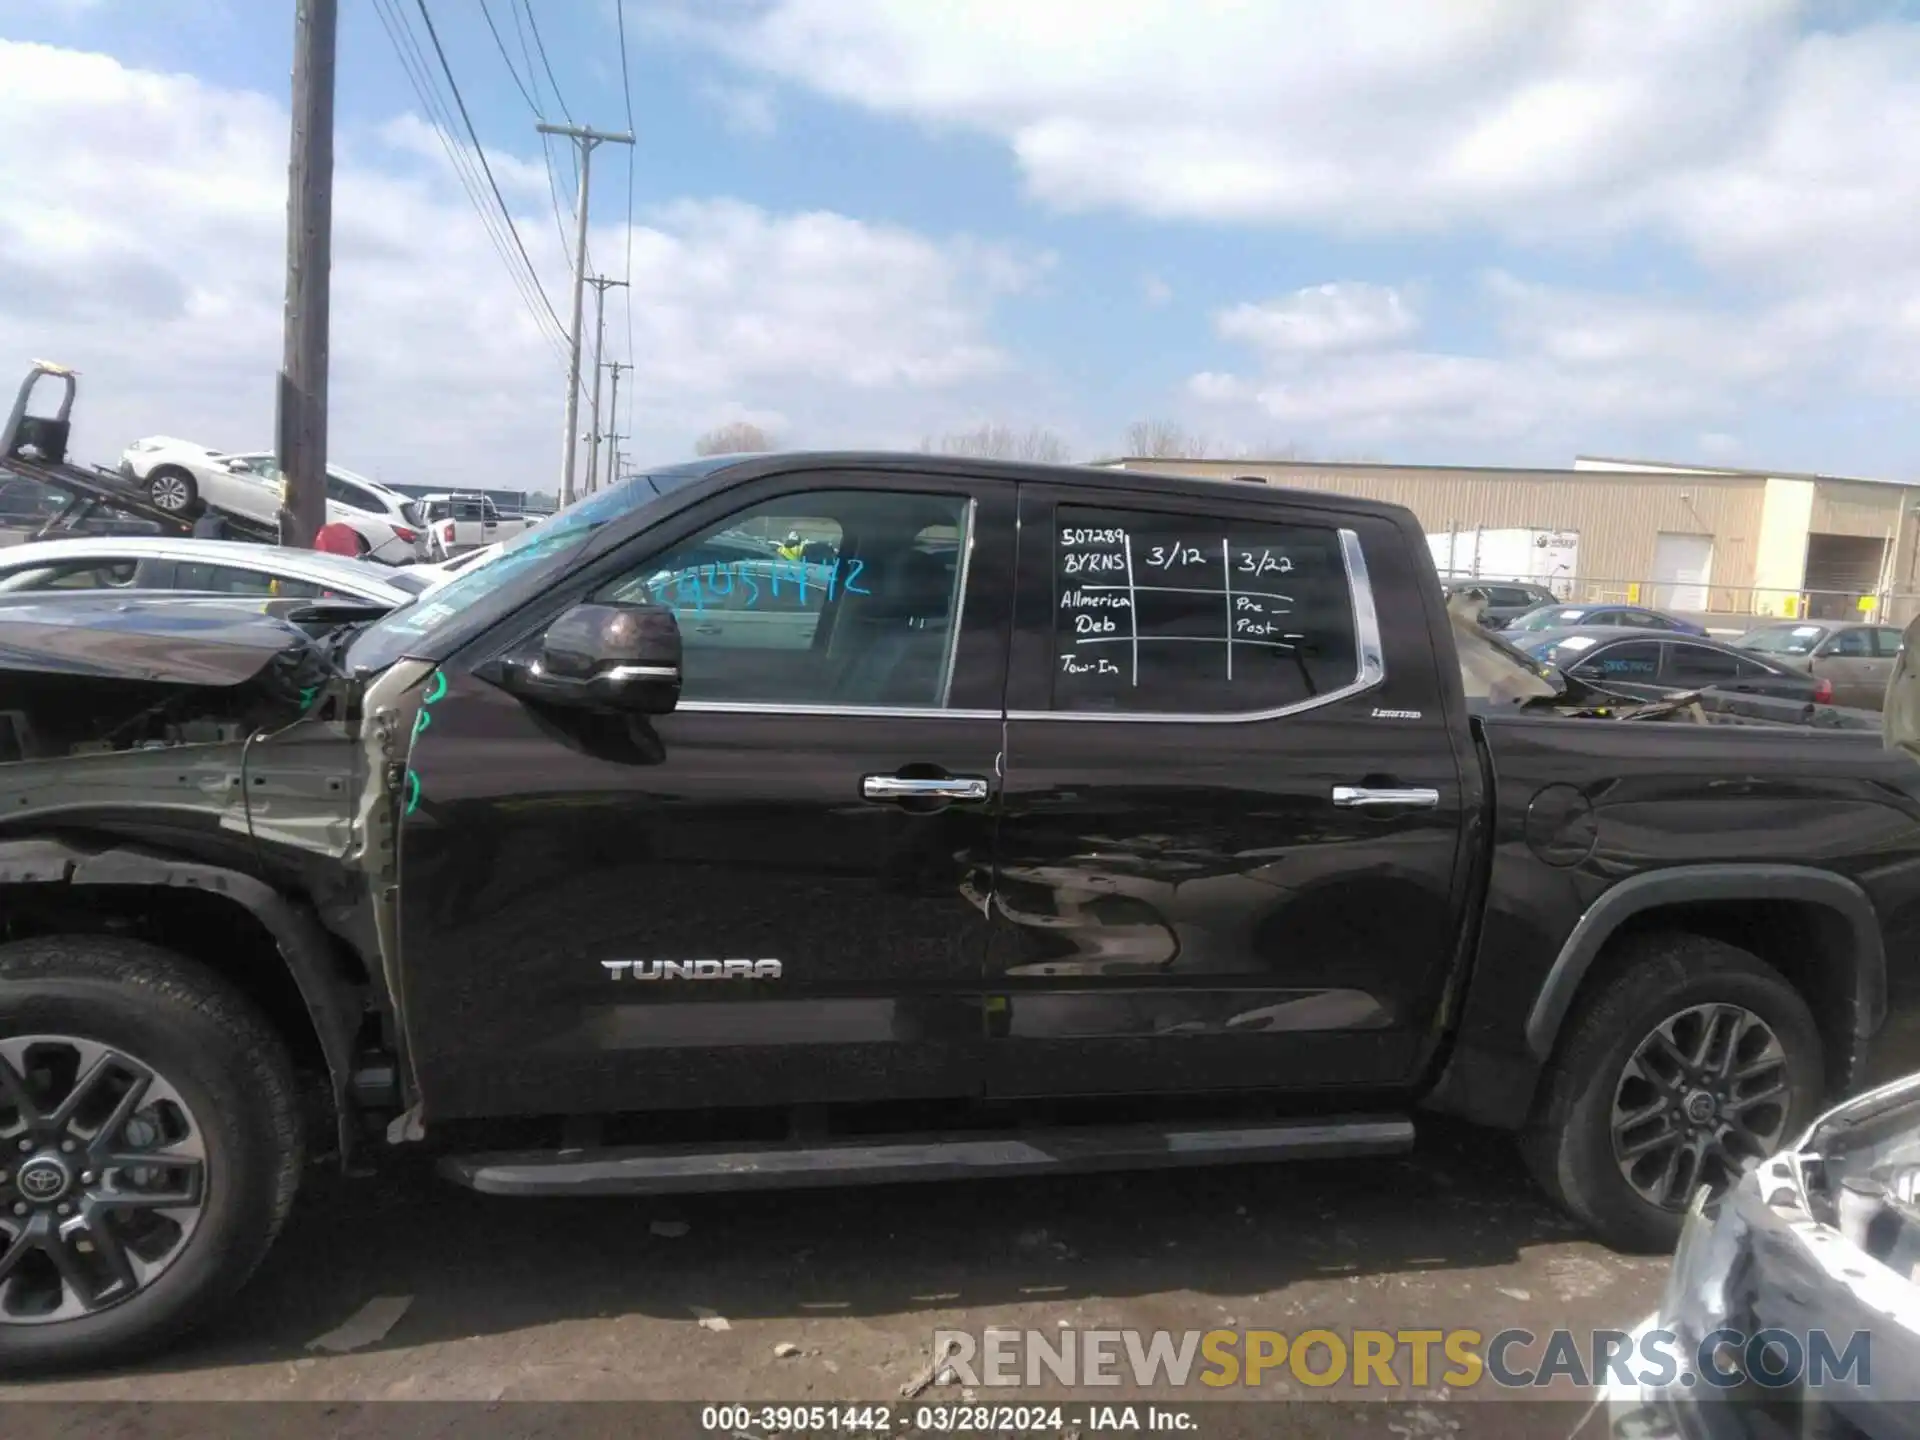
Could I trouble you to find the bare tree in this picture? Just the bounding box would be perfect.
[695,420,775,456]
[922,423,1072,463]
[1122,419,1210,459]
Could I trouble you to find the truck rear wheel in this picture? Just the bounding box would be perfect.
[0,935,303,1374]
[1522,933,1824,1253]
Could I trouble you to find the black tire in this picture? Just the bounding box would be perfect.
[0,936,303,1374]
[1522,932,1824,1253]
[143,465,199,515]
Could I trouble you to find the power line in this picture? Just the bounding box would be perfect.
[512,0,579,206]
[477,0,538,114]
[371,0,560,355]
[481,0,573,258]
[521,0,574,124]
[616,0,638,451]
[368,0,566,361]
[412,0,565,338]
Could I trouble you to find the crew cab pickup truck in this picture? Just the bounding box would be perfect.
[417,491,535,561]
[5,452,1920,1374]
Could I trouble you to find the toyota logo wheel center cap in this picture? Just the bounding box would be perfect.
[16,1156,72,1203]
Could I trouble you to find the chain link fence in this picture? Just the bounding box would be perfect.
[1439,571,1920,628]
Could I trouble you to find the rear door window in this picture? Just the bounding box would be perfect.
[1823,628,1873,657]
[326,475,385,514]
[1663,643,1741,684]
[1047,504,1359,715]
[1875,627,1907,657]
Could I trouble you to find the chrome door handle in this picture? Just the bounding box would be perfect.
[864,775,989,802]
[1332,785,1440,809]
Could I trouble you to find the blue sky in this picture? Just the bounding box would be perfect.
[2,0,1918,489]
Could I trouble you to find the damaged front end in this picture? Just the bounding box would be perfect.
[0,592,442,1147]
[0,592,358,764]
[1609,1070,1920,1439]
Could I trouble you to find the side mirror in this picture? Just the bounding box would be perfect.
[498,601,682,714]
[224,458,253,474]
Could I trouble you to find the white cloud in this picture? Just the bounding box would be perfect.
[1215,283,1418,356]
[1190,267,1920,452]
[0,40,1044,490]
[1141,274,1172,307]
[659,3,1920,283]
[698,79,779,136]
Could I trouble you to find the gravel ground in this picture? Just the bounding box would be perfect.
[1,1119,1666,1436]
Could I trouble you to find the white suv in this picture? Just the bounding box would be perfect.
[119,438,427,564]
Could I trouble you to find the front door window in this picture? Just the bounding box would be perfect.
[596,490,972,710]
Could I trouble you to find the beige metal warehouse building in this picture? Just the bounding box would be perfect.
[1098,453,1920,623]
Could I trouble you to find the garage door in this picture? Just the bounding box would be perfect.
[1803,533,1888,620]
[1651,532,1714,611]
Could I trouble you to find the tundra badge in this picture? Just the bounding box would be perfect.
[603,959,783,980]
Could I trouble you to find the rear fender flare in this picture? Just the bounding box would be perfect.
[1524,863,1886,1066]
[0,837,360,1160]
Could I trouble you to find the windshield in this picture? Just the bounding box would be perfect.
[1739,624,1825,656]
[343,460,734,674]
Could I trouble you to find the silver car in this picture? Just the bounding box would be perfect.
[0,536,430,607]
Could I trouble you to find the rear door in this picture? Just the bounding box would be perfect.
[985,484,1470,1098]
[395,466,1017,1120]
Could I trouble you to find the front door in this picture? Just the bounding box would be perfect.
[1811,627,1892,708]
[396,470,1015,1121]
[984,485,1471,1099]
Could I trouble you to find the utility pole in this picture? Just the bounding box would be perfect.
[538,122,634,507]
[277,0,337,548]
[599,360,629,492]
[583,277,626,495]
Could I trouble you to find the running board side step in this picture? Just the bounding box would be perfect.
[438,1114,1414,1197]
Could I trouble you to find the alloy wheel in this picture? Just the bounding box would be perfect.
[147,473,191,512]
[0,1036,209,1325]
[1610,1002,1792,1212]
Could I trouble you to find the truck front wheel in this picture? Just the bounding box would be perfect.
[1522,933,1824,1253]
[0,935,303,1374]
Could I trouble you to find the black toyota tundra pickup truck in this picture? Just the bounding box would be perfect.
[5,451,1920,1373]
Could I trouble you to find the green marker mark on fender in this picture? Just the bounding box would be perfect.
[405,770,421,815]
[424,670,448,705]
[413,709,431,738]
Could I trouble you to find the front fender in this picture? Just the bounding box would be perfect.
[0,836,362,1162]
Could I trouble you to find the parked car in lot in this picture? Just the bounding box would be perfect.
[1519,626,1835,705]
[416,491,535,560]
[1607,1070,1920,1435]
[0,535,430,607]
[1438,579,1560,628]
[1505,601,1710,637]
[118,438,425,563]
[1734,619,1906,711]
[8,452,1920,1373]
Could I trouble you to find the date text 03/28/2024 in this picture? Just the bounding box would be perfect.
[699,1405,1195,1432]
